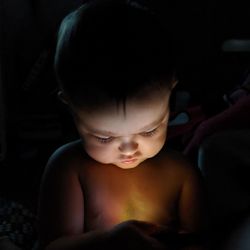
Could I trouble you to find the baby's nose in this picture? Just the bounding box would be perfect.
[118,140,138,155]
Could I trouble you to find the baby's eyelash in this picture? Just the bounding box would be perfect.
[95,136,113,143]
[92,126,160,142]
[141,128,158,137]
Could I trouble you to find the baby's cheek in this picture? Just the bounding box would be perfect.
[159,128,168,144]
[148,133,166,154]
[85,143,114,163]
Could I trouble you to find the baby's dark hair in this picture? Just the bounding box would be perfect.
[55,0,176,109]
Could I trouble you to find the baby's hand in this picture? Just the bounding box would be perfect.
[151,229,204,249]
[106,220,168,249]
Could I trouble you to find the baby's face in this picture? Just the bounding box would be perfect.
[73,88,171,169]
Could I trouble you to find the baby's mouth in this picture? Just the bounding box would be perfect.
[120,158,137,164]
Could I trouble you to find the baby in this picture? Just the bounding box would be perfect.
[37,1,206,249]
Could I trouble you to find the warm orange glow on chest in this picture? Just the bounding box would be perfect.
[119,192,156,221]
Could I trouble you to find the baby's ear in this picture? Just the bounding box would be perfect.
[57,90,69,104]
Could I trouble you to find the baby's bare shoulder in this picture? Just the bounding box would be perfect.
[44,139,87,175]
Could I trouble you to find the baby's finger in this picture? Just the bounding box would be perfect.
[149,224,172,235]
[129,220,161,234]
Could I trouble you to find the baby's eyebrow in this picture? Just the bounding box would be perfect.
[87,109,169,137]
[139,110,169,131]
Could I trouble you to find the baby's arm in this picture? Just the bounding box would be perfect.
[37,142,86,249]
[152,153,207,249]
[178,160,208,249]
[44,220,168,250]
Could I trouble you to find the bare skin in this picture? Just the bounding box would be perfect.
[37,87,206,249]
[38,141,206,250]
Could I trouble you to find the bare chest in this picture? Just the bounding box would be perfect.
[82,164,180,231]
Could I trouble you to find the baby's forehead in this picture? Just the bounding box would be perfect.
[76,85,170,113]
[73,89,171,127]
[75,98,169,137]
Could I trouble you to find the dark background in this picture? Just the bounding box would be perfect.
[1,0,250,212]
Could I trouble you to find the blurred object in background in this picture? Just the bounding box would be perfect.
[0,60,7,162]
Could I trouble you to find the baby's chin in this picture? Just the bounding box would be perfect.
[89,158,145,169]
[95,153,160,169]
[112,158,147,169]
